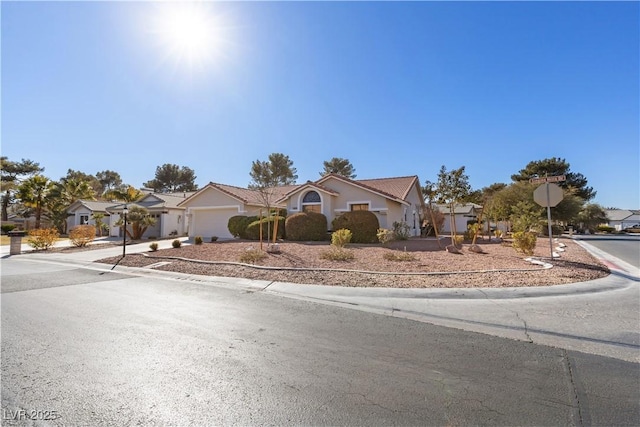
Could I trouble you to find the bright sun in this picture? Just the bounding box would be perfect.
[150,2,226,70]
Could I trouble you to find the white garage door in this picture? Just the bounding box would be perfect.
[191,208,239,239]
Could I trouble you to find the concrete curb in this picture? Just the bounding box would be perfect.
[11,243,634,300]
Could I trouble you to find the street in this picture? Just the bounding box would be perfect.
[2,253,639,426]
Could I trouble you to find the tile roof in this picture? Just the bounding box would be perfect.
[66,199,120,213]
[605,209,635,221]
[180,183,297,207]
[356,175,421,201]
[319,173,420,203]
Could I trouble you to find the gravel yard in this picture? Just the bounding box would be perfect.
[97,237,609,288]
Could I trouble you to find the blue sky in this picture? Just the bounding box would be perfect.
[2,1,638,209]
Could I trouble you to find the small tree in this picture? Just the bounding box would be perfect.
[434,166,471,242]
[577,203,608,234]
[91,212,107,237]
[249,153,297,243]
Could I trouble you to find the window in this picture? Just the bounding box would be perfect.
[80,215,89,225]
[350,204,369,211]
[302,191,321,214]
[302,191,321,203]
[303,205,321,213]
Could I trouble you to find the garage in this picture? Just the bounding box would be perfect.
[191,208,239,240]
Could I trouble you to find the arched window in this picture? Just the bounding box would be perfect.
[302,191,321,213]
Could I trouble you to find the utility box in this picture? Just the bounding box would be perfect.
[8,230,27,255]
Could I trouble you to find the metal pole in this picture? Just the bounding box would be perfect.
[122,211,127,258]
[546,183,553,258]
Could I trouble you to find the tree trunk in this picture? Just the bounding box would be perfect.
[2,191,9,222]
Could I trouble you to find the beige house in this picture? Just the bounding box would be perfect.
[179,174,425,239]
[178,183,295,240]
[277,174,425,235]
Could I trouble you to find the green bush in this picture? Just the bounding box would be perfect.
[211,236,218,242]
[1,224,16,234]
[245,216,285,241]
[194,236,203,245]
[69,225,96,247]
[331,228,352,248]
[512,231,537,256]
[172,239,182,248]
[331,211,379,243]
[149,242,159,252]
[227,215,260,239]
[285,212,328,241]
[228,216,250,238]
[27,228,59,250]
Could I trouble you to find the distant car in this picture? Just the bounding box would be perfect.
[623,224,640,232]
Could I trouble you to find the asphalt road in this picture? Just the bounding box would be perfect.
[573,234,640,267]
[2,258,639,426]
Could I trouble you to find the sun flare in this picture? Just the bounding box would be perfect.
[149,3,227,70]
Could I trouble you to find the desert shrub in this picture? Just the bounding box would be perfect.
[466,222,482,241]
[377,228,394,245]
[211,236,218,242]
[285,212,328,241]
[149,242,159,251]
[541,224,565,236]
[391,221,410,240]
[1,224,16,234]
[383,250,416,262]
[331,211,379,243]
[239,248,267,264]
[194,236,203,245]
[596,225,615,234]
[172,239,182,248]
[331,228,352,248]
[245,216,285,240]
[512,231,537,255]
[320,247,355,261]
[453,235,464,248]
[69,225,96,247]
[27,228,59,250]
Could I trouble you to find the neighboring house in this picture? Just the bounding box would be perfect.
[605,209,640,231]
[435,203,483,234]
[66,200,119,236]
[108,192,194,238]
[278,174,425,235]
[178,183,296,240]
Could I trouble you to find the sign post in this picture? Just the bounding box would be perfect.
[531,175,565,258]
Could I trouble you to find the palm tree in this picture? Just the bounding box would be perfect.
[114,205,156,240]
[104,185,143,203]
[17,175,55,229]
[47,178,97,233]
